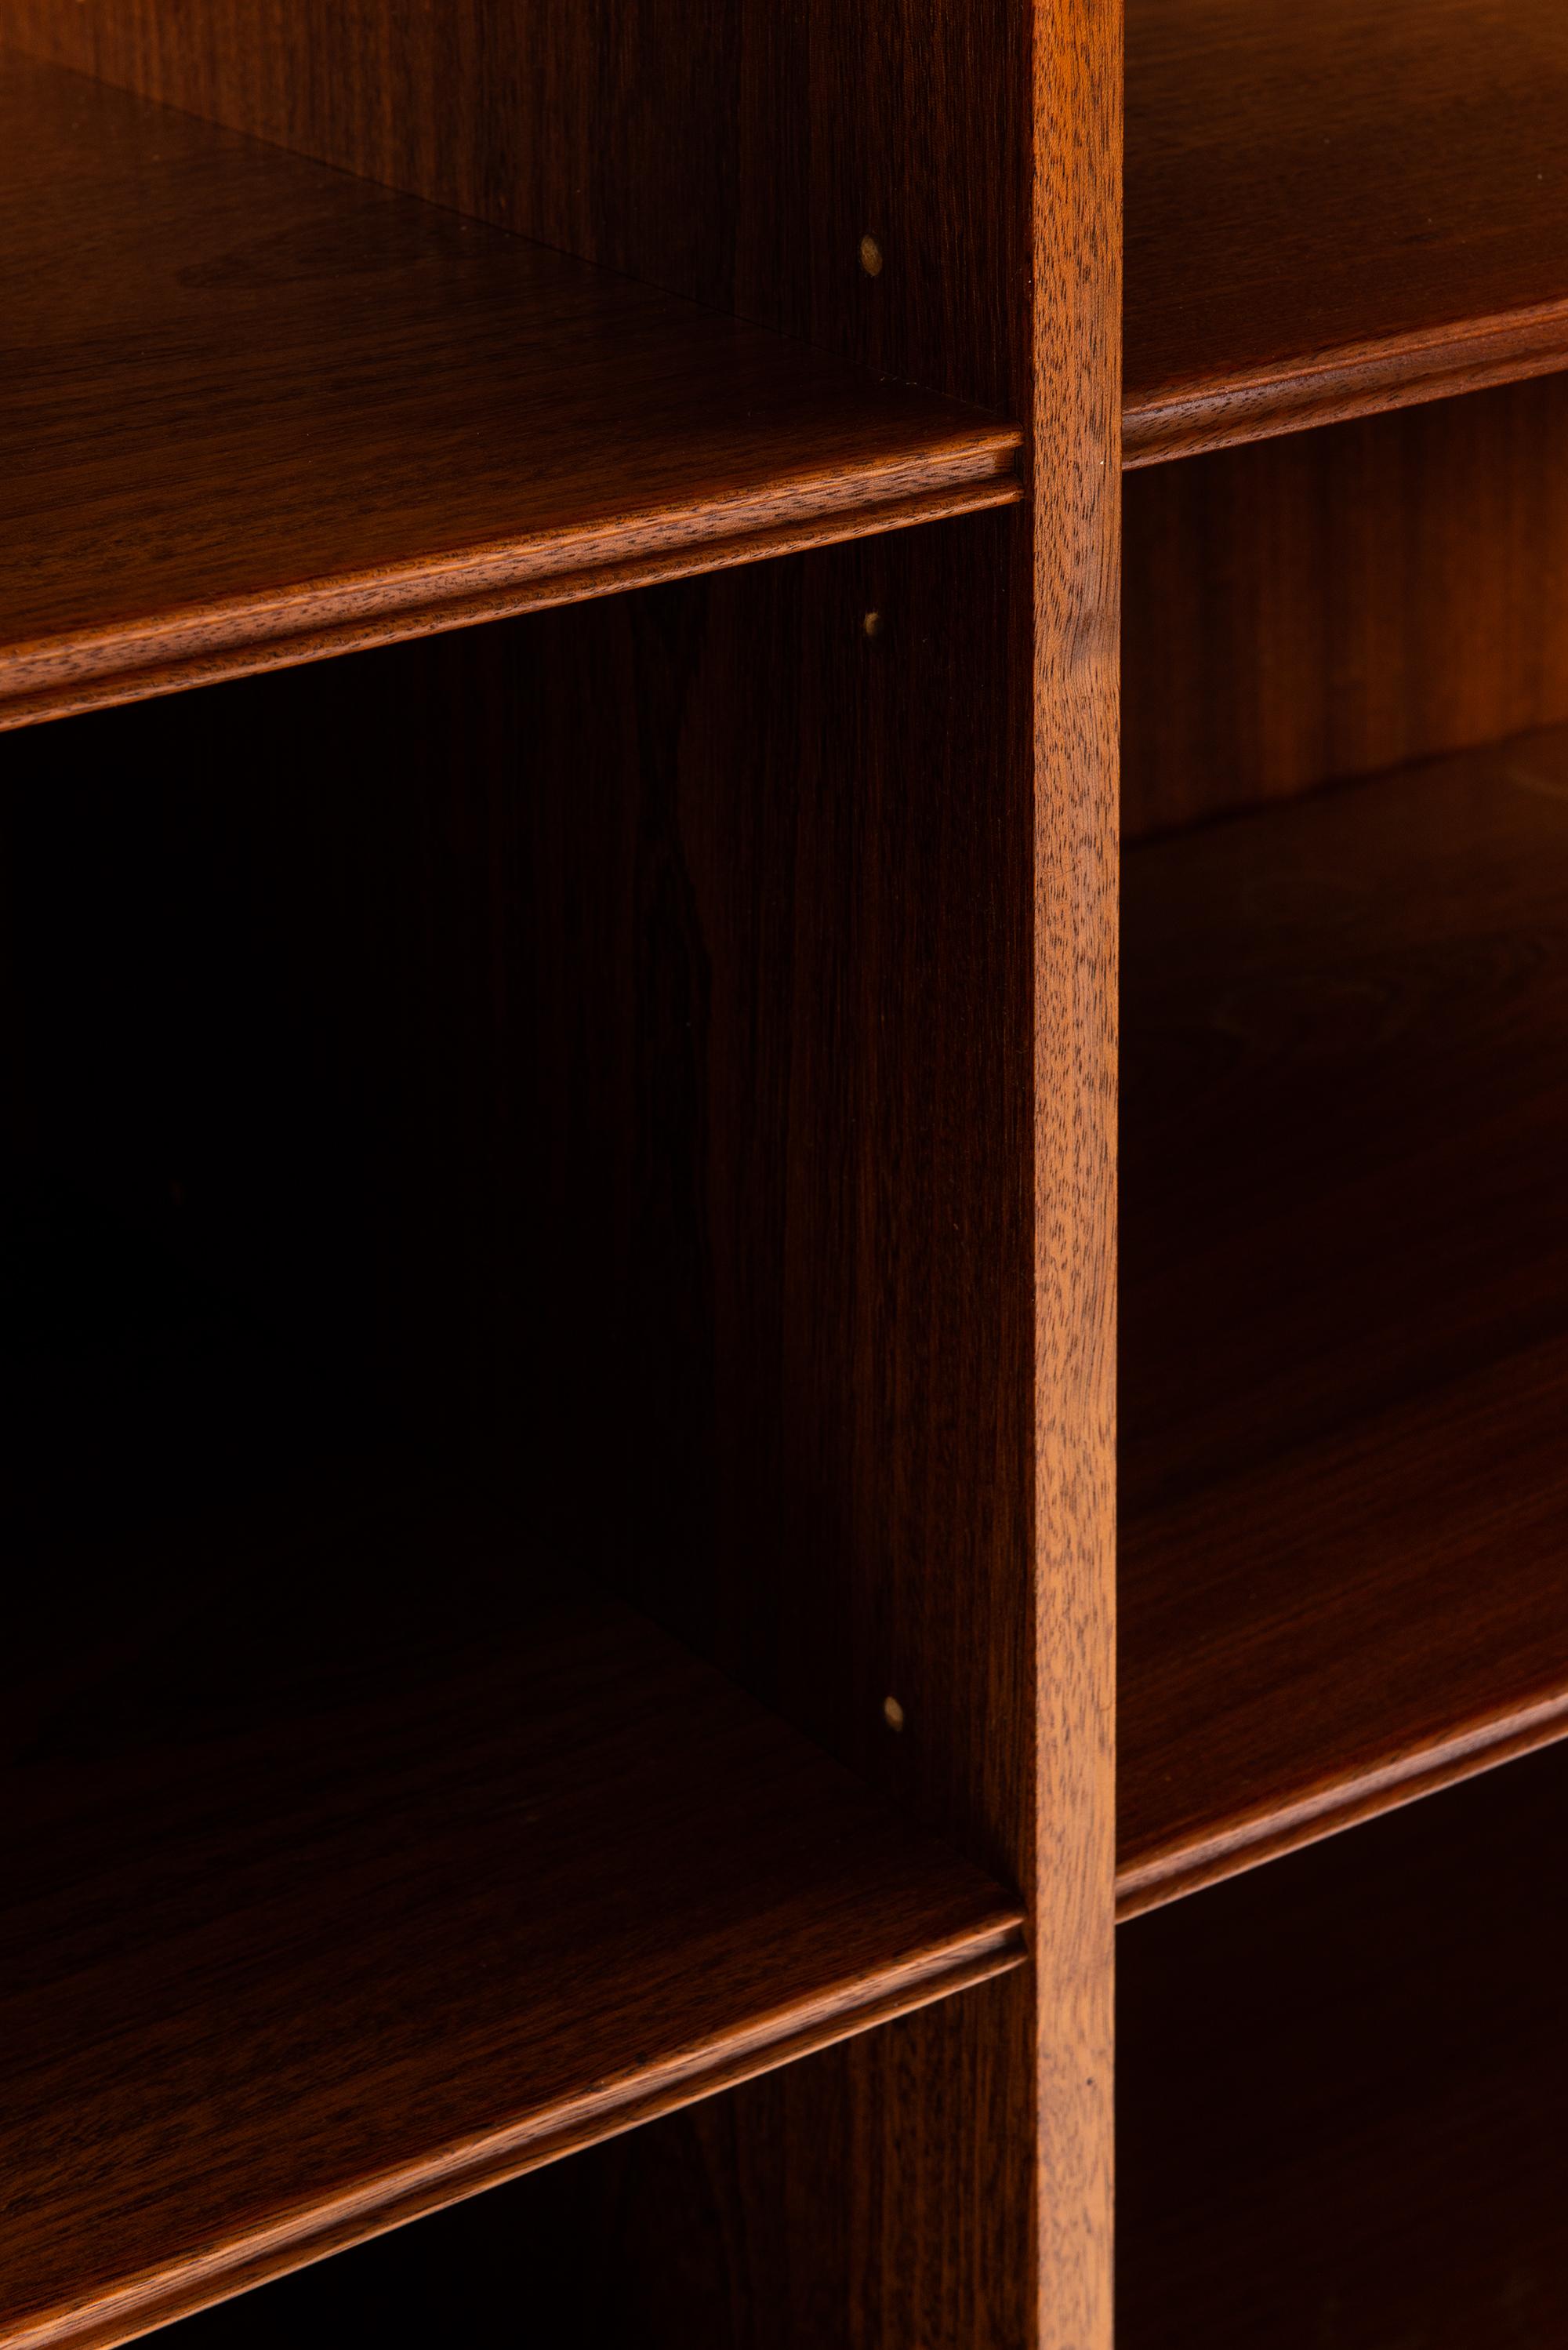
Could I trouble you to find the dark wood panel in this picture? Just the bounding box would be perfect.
[502,509,1103,2346]
[1123,376,1568,840]
[9,0,1026,413]
[1126,0,1568,460]
[1121,728,1568,1909]
[510,521,1041,1873]
[1,1506,1022,2350]
[0,54,1018,730]
[1120,1739,1568,2350]
[154,1974,1034,2350]
[0,507,1092,2346]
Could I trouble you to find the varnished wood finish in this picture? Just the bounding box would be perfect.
[512,520,1053,2345]
[1,485,1118,2346]
[0,55,1018,731]
[1120,729,1568,1911]
[10,0,1025,414]
[1,1509,1022,2350]
[1123,377,1568,840]
[5,0,1123,2331]
[1030,1,1120,2343]
[1126,0,1568,462]
[151,1977,1031,2350]
[1120,1740,1568,2349]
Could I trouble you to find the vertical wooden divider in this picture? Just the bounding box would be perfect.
[9,4,1121,2341]
[1033,3,1121,2345]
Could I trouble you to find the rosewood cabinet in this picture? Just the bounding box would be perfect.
[4,1,1566,2344]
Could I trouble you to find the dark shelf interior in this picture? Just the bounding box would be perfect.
[0,49,1018,729]
[0,616,1025,2348]
[1126,0,1568,460]
[1120,1736,1568,2350]
[1121,722,1568,1910]
[5,1502,1019,2348]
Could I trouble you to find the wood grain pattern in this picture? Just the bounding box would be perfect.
[0,1504,1022,2350]
[150,1978,1036,2350]
[9,0,1024,413]
[0,514,1074,2348]
[1123,376,1568,840]
[0,54,1018,731]
[509,521,1051,2346]
[1120,728,1568,1912]
[1120,1738,1568,2349]
[1030,0,1120,2341]
[469,470,1119,2344]
[5,0,1123,2330]
[1126,0,1568,461]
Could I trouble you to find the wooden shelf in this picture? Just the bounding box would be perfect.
[0,50,1019,732]
[1120,1739,1568,2350]
[1126,0,1568,464]
[1120,725,1568,1914]
[1,1498,1022,2350]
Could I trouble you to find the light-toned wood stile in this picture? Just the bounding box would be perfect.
[1033,0,1120,2345]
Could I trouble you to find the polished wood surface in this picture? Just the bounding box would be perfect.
[1030,2,1120,2342]
[1126,0,1568,463]
[508,518,1053,2345]
[1121,728,1568,1911]
[1120,1740,1568,2348]
[0,53,1018,731]
[2,510,1085,2345]
[1,1502,1022,2350]
[12,0,1025,414]
[1123,376,1568,840]
[5,0,1123,2333]
[149,1978,1030,2350]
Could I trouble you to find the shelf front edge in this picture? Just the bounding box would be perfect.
[1123,300,1568,467]
[1117,1691,1568,1921]
[0,459,1021,733]
[9,1919,1025,2350]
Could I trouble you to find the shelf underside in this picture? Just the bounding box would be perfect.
[1120,1740,1568,2350]
[0,1501,1022,2350]
[1126,0,1568,462]
[1120,724,1568,1912]
[0,50,1018,731]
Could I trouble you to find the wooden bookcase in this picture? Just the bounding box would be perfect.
[6,0,1566,2345]
[1118,2,1568,2342]
[0,5,1114,2348]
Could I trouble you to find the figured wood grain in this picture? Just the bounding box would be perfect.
[0,1503,1023,2350]
[0,54,1018,730]
[1,524,1072,2350]
[1120,1740,1568,2349]
[1030,0,1120,2342]
[144,1980,1035,2350]
[6,0,1121,2333]
[1126,0,1568,461]
[1120,728,1568,1912]
[1123,376,1568,840]
[508,523,1051,2346]
[9,0,1023,412]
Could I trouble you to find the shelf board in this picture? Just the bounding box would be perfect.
[1120,725,1568,1914]
[1126,0,1568,464]
[0,1499,1022,2350]
[0,50,1019,732]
